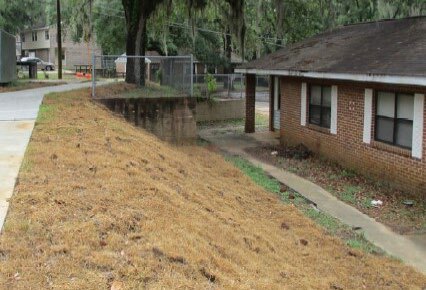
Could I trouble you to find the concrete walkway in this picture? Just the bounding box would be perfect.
[0,82,97,231]
[199,129,426,274]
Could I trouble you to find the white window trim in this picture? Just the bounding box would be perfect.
[412,93,424,159]
[363,89,373,144]
[330,85,338,134]
[301,82,307,126]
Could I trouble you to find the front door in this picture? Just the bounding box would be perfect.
[273,76,281,130]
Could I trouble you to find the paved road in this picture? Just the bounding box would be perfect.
[0,82,95,231]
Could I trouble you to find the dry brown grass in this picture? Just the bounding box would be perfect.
[0,81,65,93]
[0,89,425,289]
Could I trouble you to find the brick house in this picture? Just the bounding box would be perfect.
[236,17,426,194]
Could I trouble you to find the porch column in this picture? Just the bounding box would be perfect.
[245,74,256,133]
[269,76,274,131]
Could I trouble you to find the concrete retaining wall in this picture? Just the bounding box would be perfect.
[196,99,245,122]
[97,97,197,145]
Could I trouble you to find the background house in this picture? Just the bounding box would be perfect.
[19,25,102,70]
[193,52,243,75]
[236,17,426,194]
[114,51,161,81]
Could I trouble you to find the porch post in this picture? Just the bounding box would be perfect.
[269,76,274,131]
[245,74,256,133]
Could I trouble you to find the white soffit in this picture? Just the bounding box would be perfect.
[235,69,426,87]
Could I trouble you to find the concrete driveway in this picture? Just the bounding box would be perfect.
[0,82,95,231]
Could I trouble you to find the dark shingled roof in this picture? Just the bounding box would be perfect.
[239,16,426,77]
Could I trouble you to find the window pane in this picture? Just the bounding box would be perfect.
[310,86,321,105]
[395,121,413,148]
[376,117,394,143]
[310,106,321,125]
[397,94,414,120]
[321,107,331,128]
[322,86,332,107]
[377,92,395,117]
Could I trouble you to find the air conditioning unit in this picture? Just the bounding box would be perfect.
[0,30,17,84]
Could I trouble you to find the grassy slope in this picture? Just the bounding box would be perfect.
[0,89,424,289]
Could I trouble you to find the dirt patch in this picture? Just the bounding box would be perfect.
[0,89,424,289]
[246,145,426,235]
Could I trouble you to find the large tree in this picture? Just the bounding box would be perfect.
[122,0,166,86]
[0,0,45,34]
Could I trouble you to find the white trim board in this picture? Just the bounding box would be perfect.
[330,85,338,135]
[412,93,424,159]
[300,83,307,126]
[363,89,373,144]
[235,68,426,87]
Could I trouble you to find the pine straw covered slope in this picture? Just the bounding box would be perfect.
[0,90,425,290]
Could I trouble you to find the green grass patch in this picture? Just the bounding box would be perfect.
[255,113,269,127]
[303,207,342,233]
[37,104,56,123]
[226,155,384,255]
[198,113,268,129]
[228,157,280,193]
[339,185,360,204]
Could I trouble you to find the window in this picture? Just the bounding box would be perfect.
[22,34,25,42]
[45,30,49,40]
[32,32,37,42]
[375,91,414,149]
[309,85,331,128]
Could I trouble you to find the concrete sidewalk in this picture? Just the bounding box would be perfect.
[199,130,426,274]
[0,82,97,232]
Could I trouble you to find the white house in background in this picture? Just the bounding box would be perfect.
[115,51,161,81]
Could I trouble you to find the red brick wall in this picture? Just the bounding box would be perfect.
[279,77,426,195]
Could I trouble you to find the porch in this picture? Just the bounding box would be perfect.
[244,74,281,134]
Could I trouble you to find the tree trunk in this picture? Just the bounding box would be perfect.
[275,0,285,47]
[125,15,147,86]
[223,26,232,89]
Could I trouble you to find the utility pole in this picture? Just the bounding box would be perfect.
[57,0,62,79]
[90,0,95,98]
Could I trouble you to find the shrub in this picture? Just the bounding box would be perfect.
[205,73,217,98]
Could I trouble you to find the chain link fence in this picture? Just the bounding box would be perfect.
[88,55,270,100]
[193,73,244,99]
[192,74,271,100]
[90,55,193,99]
